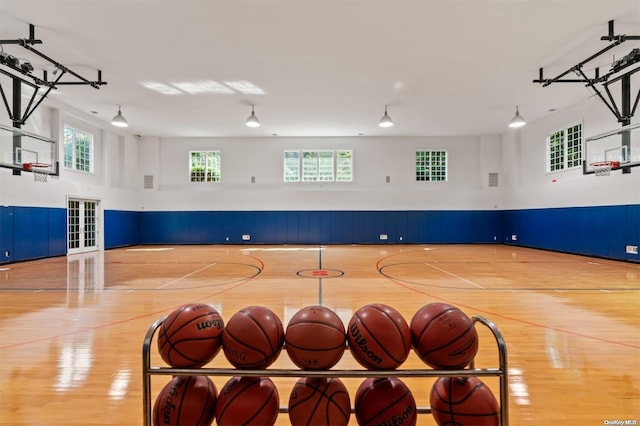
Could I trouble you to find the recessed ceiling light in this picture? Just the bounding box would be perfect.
[172,80,234,95]
[224,80,265,95]
[141,81,182,95]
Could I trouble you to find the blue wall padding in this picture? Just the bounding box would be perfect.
[502,204,639,262]
[0,206,66,262]
[104,210,140,248]
[1,205,637,263]
[138,210,502,245]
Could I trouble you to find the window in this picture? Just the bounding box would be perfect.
[63,125,94,172]
[284,150,352,182]
[416,150,447,181]
[190,151,221,182]
[546,123,582,172]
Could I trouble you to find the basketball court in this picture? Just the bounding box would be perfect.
[1,245,638,424]
[1,1,639,425]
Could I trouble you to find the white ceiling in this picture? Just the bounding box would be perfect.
[1,0,639,138]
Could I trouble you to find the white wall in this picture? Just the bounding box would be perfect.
[0,104,140,211]
[2,93,637,214]
[501,96,640,210]
[135,135,502,211]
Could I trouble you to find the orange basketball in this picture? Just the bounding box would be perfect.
[410,303,478,369]
[288,377,351,426]
[222,305,285,369]
[157,303,224,368]
[215,376,279,426]
[347,303,411,370]
[354,377,417,426]
[152,375,217,426]
[285,305,346,370]
[430,376,500,425]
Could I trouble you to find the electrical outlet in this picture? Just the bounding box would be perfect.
[626,245,638,254]
[379,234,388,240]
[242,234,251,241]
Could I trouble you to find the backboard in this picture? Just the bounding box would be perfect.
[0,123,59,176]
[584,122,640,174]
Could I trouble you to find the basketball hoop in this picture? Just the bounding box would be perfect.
[23,162,50,182]
[590,161,619,176]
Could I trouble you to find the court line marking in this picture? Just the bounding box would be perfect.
[424,262,485,289]
[126,247,174,252]
[155,263,217,289]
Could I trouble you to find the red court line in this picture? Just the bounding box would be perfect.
[387,275,640,350]
[376,250,640,350]
[0,262,262,351]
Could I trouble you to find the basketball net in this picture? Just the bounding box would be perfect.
[25,163,49,182]
[593,162,612,176]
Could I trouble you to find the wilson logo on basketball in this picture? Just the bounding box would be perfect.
[162,377,185,424]
[375,404,414,426]
[349,323,382,365]
[223,345,247,361]
[195,319,223,331]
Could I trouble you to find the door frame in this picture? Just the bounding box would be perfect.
[67,196,103,255]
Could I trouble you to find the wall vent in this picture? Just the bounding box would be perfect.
[488,172,499,187]
[143,175,154,189]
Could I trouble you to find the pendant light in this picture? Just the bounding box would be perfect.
[378,105,394,128]
[245,105,261,127]
[111,105,129,128]
[508,106,526,128]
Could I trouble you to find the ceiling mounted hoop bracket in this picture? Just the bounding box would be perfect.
[533,20,640,124]
[0,23,107,127]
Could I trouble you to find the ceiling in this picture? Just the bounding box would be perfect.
[1,0,639,138]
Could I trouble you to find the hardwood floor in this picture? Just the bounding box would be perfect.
[1,244,638,425]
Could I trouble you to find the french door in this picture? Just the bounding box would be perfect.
[67,198,100,255]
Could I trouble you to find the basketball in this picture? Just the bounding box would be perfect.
[410,302,479,369]
[285,305,346,370]
[157,303,225,368]
[215,376,279,426]
[222,305,285,369]
[354,377,417,426]
[430,376,500,425]
[152,375,217,426]
[347,303,411,370]
[288,377,351,426]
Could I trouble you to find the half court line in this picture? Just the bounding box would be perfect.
[424,262,485,289]
[155,263,217,289]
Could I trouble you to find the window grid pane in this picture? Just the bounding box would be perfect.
[336,150,353,182]
[317,151,334,181]
[302,152,318,182]
[547,125,582,172]
[84,201,96,247]
[63,126,74,169]
[284,151,300,182]
[549,130,565,171]
[68,200,80,250]
[285,150,353,183]
[63,125,94,173]
[566,124,582,168]
[416,150,447,182]
[190,151,221,182]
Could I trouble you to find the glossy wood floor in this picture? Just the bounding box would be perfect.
[1,244,638,425]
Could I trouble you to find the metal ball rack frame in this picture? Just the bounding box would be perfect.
[142,315,509,425]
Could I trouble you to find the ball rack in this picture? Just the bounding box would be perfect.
[142,315,509,425]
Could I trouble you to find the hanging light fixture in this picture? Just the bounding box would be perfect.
[508,106,526,128]
[245,105,261,127]
[111,105,129,128]
[378,105,394,128]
